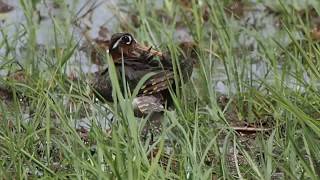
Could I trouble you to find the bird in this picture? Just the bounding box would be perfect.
[92,32,195,116]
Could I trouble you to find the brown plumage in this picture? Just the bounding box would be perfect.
[92,32,195,115]
[109,33,163,63]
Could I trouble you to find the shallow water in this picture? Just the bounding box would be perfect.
[1,0,122,129]
[1,0,295,88]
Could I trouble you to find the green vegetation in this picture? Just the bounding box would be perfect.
[1,0,320,179]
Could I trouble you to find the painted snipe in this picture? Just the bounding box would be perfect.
[92,32,195,116]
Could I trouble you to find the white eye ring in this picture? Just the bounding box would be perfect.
[111,35,133,49]
[123,35,132,45]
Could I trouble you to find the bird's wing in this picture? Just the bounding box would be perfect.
[139,71,174,95]
[132,95,164,114]
[115,60,174,95]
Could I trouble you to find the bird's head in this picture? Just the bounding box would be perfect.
[109,33,163,62]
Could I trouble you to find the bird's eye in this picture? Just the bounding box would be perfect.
[122,35,132,44]
[111,34,134,50]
